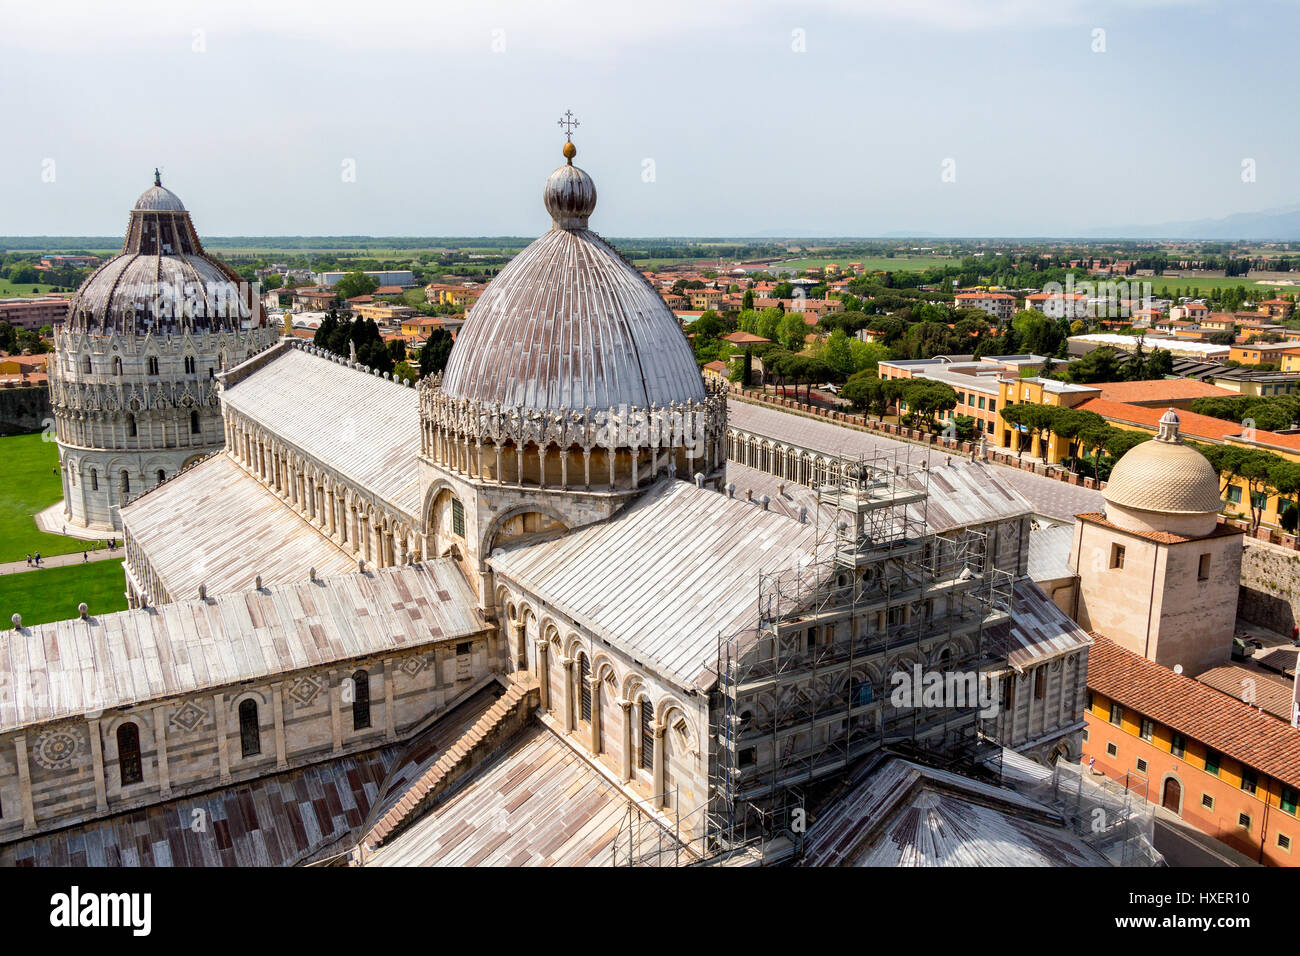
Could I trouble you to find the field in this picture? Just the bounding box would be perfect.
[0,560,127,630]
[773,255,951,272]
[1141,275,1300,296]
[0,432,100,563]
[0,279,58,298]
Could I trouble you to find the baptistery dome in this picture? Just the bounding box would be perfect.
[439,143,706,413]
[67,172,254,335]
[1102,408,1223,537]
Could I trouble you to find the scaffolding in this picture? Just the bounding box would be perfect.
[705,448,1016,860]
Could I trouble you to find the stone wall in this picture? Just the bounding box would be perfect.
[0,633,496,843]
[0,384,51,436]
[1238,538,1300,635]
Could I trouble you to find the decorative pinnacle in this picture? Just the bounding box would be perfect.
[558,110,579,164]
[154,167,161,187]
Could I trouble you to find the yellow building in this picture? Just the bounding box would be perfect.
[354,302,417,324]
[994,377,1100,459]
[1228,341,1300,366]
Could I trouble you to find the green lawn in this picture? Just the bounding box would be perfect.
[0,433,102,563]
[0,560,127,630]
[0,279,58,298]
[1142,275,1300,297]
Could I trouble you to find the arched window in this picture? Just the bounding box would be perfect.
[90,468,98,491]
[352,669,371,730]
[184,355,196,374]
[117,722,142,785]
[239,699,260,757]
[147,355,159,375]
[451,497,465,537]
[120,470,130,494]
[82,355,92,374]
[190,411,200,434]
[113,356,122,376]
[128,414,137,437]
[156,469,165,485]
[639,697,654,772]
[578,654,592,723]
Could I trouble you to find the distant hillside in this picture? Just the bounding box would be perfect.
[1085,205,1300,241]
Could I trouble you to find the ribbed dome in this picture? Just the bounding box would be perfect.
[133,184,186,211]
[1103,409,1223,532]
[440,145,705,412]
[66,175,254,335]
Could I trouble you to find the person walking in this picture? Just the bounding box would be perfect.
[82,551,88,563]
[34,551,41,567]
[25,554,31,567]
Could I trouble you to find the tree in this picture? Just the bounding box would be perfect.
[418,328,455,378]
[334,271,379,300]
[822,328,855,379]
[778,311,808,352]
[848,339,891,375]
[742,288,754,310]
[842,372,887,418]
[393,361,418,384]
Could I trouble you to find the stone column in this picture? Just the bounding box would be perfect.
[619,699,634,781]
[214,693,231,782]
[652,722,666,806]
[560,657,575,732]
[329,669,342,753]
[536,639,550,710]
[153,704,171,797]
[88,716,107,811]
[588,675,602,753]
[14,735,35,832]
[383,658,396,740]
[272,682,288,770]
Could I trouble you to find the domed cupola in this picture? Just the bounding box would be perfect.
[66,170,258,335]
[420,123,726,508]
[439,138,706,413]
[1102,408,1224,537]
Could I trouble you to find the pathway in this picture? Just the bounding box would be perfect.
[0,547,123,577]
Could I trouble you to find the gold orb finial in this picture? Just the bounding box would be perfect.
[562,140,577,164]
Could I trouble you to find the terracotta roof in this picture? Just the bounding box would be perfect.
[1087,634,1300,789]
[1075,512,1242,545]
[1094,379,1234,405]
[724,331,770,345]
[1075,398,1243,443]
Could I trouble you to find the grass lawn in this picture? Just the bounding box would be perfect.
[0,279,59,298]
[0,432,102,563]
[0,560,127,630]
[1142,275,1300,297]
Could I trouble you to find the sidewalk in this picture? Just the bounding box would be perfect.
[33,503,112,542]
[0,548,123,577]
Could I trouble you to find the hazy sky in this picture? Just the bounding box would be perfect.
[2,0,1297,237]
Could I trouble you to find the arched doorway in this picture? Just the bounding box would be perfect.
[1162,776,1182,814]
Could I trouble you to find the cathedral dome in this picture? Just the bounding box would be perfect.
[439,142,705,412]
[1102,409,1223,536]
[66,172,255,335]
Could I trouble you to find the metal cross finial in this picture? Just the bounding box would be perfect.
[557,110,580,142]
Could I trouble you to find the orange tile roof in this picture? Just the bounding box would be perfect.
[1088,635,1300,789]
[724,331,770,344]
[1094,379,1235,405]
[1075,398,1243,442]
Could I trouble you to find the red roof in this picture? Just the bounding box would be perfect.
[1093,379,1234,405]
[1088,635,1300,789]
[724,331,770,345]
[1075,398,1243,443]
